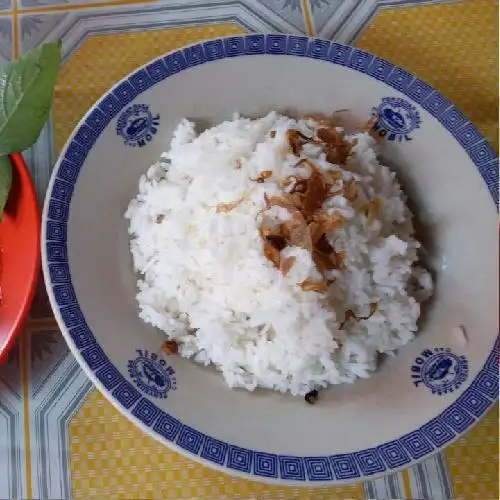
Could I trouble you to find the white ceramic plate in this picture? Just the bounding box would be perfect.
[42,35,498,486]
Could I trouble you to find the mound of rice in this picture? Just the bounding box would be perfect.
[125,111,433,396]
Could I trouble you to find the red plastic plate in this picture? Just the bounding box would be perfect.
[0,153,40,363]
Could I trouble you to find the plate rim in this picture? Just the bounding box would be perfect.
[41,34,499,485]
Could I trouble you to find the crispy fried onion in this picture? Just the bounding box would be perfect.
[280,256,296,277]
[286,129,312,155]
[285,119,358,165]
[216,197,245,213]
[250,170,273,183]
[259,162,348,291]
[161,340,179,355]
[339,303,378,330]
[256,117,378,293]
[362,197,382,226]
[310,111,379,141]
[300,278,328,293]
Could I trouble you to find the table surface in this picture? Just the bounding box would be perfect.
[0,0,498,498]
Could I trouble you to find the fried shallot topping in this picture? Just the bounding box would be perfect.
[263,242,281,268]
[300,279,329,293]
[342,178,358,202]
[286,129,312,155]
[250,170,273,183]
[252,117,368,291]
[249,115,379,296]
[339,303,378,330]
[161,340,179,355]
[362,197,382,226]
[216,197,245,213]
[280,255,296,277]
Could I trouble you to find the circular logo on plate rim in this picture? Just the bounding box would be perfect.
[128,349,177,399]
[371,96,421,141]
[116,103,160,147]
[411,347,468,395]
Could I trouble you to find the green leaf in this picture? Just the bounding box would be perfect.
[0,40,61,156]
[0,155,12,219]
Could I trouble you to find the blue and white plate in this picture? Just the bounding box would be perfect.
[42,35,498,485]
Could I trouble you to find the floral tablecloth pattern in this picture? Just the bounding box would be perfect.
[0,1,498,499]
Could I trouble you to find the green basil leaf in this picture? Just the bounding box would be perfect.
[0,40,61,156]
[0,155,12,219]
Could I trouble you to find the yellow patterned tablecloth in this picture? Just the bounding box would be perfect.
[0,1,497,499]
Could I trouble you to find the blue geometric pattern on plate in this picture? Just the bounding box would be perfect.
[421,418,456,447]
[307,39,329,60]
[400,430,434,459]
[65,142,89,166]
[354,448,386,476]
[441,405,475,434]
[348,49,373,72]
[146,60,170,84]
[200,437,228,466]
[368,57,394,82]
[203,40,224,61]
[456,388,492,417]
[44,35,499,482]
[455,122,484,147]
[52,283,76,306]
[473,369,498,400]
[86,108,108,135]
[386,67,414,92]
[227,445,253,473]
[99,94,122,118]
[95,363,122,390]
[377,441,411,468]
[74,124,98,149]
[467,140,497,169]
[132,398,161,427]
[48,264,71,287]
[245,34,265,55]
[46,221,67,243]
[51,178,74,204]
[46,243,67,263]
[48,199,69,222]
[184,44,206,67]
[129,69,156,93]
[330,454,360,480]
[254,452,278,478]
[279,456,306,481]
[112,380,141,409]
[153,412,182,442]
[164,52,187,74]
[304,457,333,481]
[224,36,244,57]
[421,91,452,116]
[439,106,467,132]
[59,304,85,329]
[328,42,352,65]
[266,34,287,54]
[406,79,433,104]
[287,36,308,56]
[176,426,205,455]
[79,344,107,371]
[113,80,138,106]
[57,160,81,184]
[68,323,95,349]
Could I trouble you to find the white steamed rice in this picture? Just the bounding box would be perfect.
[125,111,433,396]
